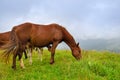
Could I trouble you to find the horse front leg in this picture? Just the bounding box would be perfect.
[50,41,59,64]
[19,52,25,69]
[38,48,43,62]
[28,48,32,65]
[20,58,25,69]
[23,50,28,59]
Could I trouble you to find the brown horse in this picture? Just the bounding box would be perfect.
[0,31,44,67]
[0,31,28,68]
[0,31,10,47]
[1,22,82,70]
[0,31,28,59]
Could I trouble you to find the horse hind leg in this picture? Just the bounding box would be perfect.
[20,58,25,69]
[12,53,17,70]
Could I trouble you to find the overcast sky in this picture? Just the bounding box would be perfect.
[0,0,120,40]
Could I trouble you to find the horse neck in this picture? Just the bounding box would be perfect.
[62,29,76,51]
[64,37,77,50]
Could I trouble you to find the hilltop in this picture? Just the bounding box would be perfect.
[0,50,120,80]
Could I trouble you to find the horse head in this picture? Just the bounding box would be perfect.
[72,43,82,60]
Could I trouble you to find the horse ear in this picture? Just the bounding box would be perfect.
[77,42,79,46]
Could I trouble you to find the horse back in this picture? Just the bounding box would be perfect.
[0,31,10,41]
[12,23,33,44]
[11,23,65,47]
[30,24,64,47]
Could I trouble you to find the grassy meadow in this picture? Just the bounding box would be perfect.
[0,49,120,80]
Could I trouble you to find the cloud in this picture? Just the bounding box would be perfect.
[0,0,120,40]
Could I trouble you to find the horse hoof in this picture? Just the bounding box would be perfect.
[21,66,25,69]
[25,56,28,59]
[50,61,54,64]
[29,63,32,65]
[12,66,16,70]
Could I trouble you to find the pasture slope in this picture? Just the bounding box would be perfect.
[0,50,120,80]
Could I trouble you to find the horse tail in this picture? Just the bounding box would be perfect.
[1,27,19,63]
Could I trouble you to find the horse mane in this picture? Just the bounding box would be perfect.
[60,26,77,47]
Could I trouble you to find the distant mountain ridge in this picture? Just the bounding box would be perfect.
[79,38,120,52]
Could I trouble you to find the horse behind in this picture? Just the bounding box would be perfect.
[0,31,10,47]
[2,22,82,70]
[0,31,43,67]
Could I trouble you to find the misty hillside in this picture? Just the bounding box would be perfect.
[79,38,120,52]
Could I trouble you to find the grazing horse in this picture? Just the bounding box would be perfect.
[1,22,82,70]
[0,31,27,59]
[0,31,27,68]
[0,31,10,47]
[0,31,44,67]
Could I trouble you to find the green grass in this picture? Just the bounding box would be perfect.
[0,50,120,80]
